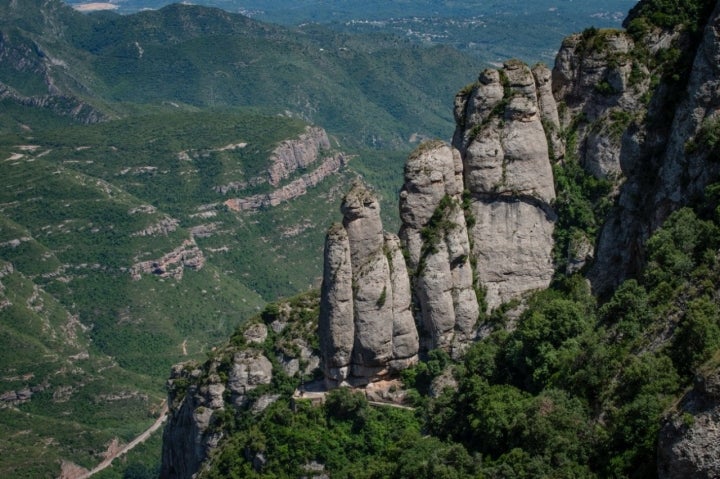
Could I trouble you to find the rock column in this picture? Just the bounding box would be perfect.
[453,61,557,311]
[319,183,418,386]
[399,142,479,354]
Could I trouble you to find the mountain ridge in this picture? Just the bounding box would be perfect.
[0,0,484,149]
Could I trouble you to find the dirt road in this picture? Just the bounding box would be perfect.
[60,403,169,479]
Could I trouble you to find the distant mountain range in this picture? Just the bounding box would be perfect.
[65,0,636,64]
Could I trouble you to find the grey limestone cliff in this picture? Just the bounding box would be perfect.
[162,3,720,477]
[556,2,720,294]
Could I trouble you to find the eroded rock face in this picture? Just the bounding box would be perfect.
[319,183,419,386]
[227,350,273,407]
[571,3,720,295]
[385,233,419,371]
[533,63,565,160]
[130,238,205,281]
[399,142,479,353]
[224,153,348,212]
[161,364,227,479]
[469,197,556,308]
[654,0,720,214]
[658,367,720,479]
[453,60,557,310]
[267,126,331,186]
[161,305,321,479]
[319,224,355,383]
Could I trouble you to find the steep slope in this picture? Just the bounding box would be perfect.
[80,4,479,148]
[0,255,166,477]
[551,0,720,295]
[0,0,109,123]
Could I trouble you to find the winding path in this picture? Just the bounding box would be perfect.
[71,403,168,479]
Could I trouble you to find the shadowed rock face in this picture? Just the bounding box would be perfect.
[319,183,418,386]
[160,351,272,479]
[658,366,720,479]
[453,60,557,310]
[551,2,720,296]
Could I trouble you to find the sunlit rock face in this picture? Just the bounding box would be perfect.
[399,142,479,355]
[452,60,557,311]
[319,183,418,386]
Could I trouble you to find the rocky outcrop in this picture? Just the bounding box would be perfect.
[658,365,720,478]
[653,0,720,214]
[130,238,205,280]
[160,351,274,479]
[215,126,334,196]
[162,4,720,478]
[318,224,355,383]
[224,153,348,212]
[226,351,273,406]
[130,216,179,237]
[161,362,228,479]
[320,62,562,359]
[566,3,720,294]
[453,60,557,310]
[268,126,331,186]
[161,293,322,479]
[553,29,648,178]
[319,183,418,386]
[399,142,479,353]
[0,383,47,407]
[206,126,347,213]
